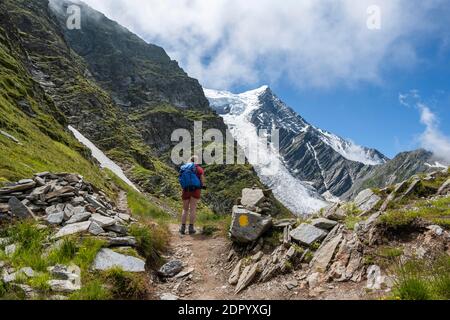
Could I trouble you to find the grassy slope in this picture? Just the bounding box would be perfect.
[0,19,111,191]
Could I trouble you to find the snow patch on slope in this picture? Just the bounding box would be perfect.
[68,126,140,192]
[204,87,328,215]
[425,162,448,169]
[317,129,386,166]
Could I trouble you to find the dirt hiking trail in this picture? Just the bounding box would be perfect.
[152,224,371,300]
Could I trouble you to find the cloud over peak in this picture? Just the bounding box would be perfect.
[399,91,450,163]
[80,0,448,90]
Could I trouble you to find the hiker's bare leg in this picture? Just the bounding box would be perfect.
[189,197,199,225]
[181,199,190,225]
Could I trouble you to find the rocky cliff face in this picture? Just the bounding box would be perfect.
[0,0,284,215]
[49,0,209,111]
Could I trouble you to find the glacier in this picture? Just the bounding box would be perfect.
[68,126,140,192]
[204,86,328,215]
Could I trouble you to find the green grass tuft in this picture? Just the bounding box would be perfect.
[69,279,112,300]
[392,255,450,300]
[104,267,149,300]
[129,223,169,268]
[4,221,49,272]
[74,238,106,271]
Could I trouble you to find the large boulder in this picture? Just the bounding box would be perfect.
[290,223,327,246]
[230,206,272,243]
[354,189,381,213]
[91,248,145,272]
[241,188,266,210]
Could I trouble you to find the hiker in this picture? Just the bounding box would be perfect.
[178,156,206,235]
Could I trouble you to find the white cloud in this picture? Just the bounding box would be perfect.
[417,104,450,163]
[79,0,448,90]
[399,91,450,163]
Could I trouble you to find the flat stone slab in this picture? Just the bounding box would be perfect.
[241,188,265,209]
[0,181,36,195]
[273,219,297,228]
[354,189,381,212]
[310,232,343,272]
[52,221,91,239]
[90,213,116,228]
[290,223,327,246]
[91,248,145,272]
[8,197,35,219]
[106,236,137,247]
[48,280,81,293]
[66,212,91,224]
[235,263,259,294]
[311,218,338,230]
[160,293,179,300]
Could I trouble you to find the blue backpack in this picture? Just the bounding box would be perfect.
[179,163,202,191]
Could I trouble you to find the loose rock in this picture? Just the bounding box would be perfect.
[158,260,184,277]
[290,224,327,246]
[52,221,92,239]
[354,189,381,213]
[311,218,338,230]
[92,248,146,272]
[235,263,259,294]
[8,197,35,220]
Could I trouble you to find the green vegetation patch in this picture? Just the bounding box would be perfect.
[380,196,450,230]
[392,255,450,300]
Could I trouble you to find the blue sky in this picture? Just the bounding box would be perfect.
[263,51,450,159]
[82,0,450,160]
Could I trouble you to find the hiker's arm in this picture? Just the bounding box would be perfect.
[200,175,206,187]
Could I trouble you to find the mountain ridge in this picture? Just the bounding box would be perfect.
[205,86,443,213]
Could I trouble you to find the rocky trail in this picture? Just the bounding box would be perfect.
[153,171,450,301]
[152,224,371,301]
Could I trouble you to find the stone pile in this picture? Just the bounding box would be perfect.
[0,172,135,241]
[227,168,450,295]
[0,173,147,297]
[229,188,274,244]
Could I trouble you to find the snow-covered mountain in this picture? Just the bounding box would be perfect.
[204,86,389,215]
[205,86,328,215]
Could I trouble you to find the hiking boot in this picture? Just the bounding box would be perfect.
[179,224,186,235]
[188,224,197,235]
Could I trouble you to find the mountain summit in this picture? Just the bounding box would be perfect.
[205,86,440,214]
